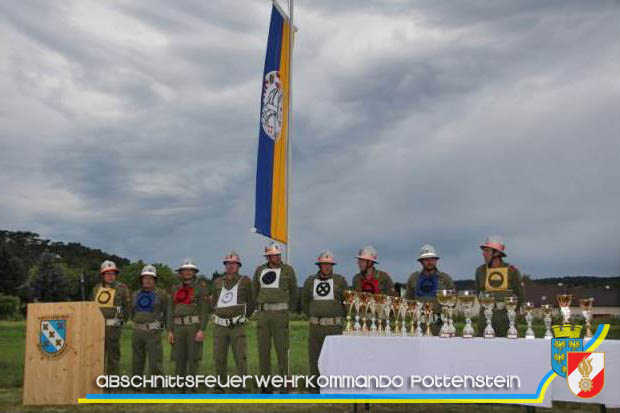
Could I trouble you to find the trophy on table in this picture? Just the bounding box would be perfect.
[446,289,457,337]
[414,300,424,337]
[505,294,519,339]
[383,296,393,335]
[423,301,434,336]
[479,291,495,338]
[391,297,404,334]
[541,303,553,339]
[343,290,356,335]
[407,300,417,336]
[579,297,594,340]
[374,293,385,335]
[437,289,456,338]
[367,294,378,334]
[523,301,535,339]
[359,292,370,334]
[457,290,476,338]
[353,292,362,334]
[556,294,573,325]
[398,298,408,336]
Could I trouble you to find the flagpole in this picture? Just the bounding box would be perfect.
[285,0,293,265]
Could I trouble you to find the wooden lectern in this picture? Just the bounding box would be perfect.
[23,301,105,405]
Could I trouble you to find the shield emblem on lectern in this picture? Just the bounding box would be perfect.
[39,318,68,357]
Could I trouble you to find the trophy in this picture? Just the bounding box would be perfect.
[523,301,535,339]
[541,304,553,339]
[422,301,434,336]
[458,290,476,338]
[383,296,393,335]
[556,294,572,325]
[353,292,362,334]
[437,289,456,338]
[579,297,594,340]
[391,296,402,334]
[374,293,385,335]
[343,290,356,335]
[479,291,495,338]
[446,290,457,337]
[367,294,378,334]
[398,298,408,336]
[359,292,370,334]
[407,300,417,336]
[505,294,518,339]
[415,300,424,337]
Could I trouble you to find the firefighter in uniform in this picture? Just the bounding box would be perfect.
[167,259,208,383]
[475,236,524,337]
[302,250,348,392]
[252,242,298,393]
[131,264,168,378]
[92,260,130,375]
[352,246,396,295]
[406,244,454,335]
[212,251,255,390]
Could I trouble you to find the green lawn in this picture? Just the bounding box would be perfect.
[1,320,618,412]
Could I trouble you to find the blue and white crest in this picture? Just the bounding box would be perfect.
[39,318,68,356]
[551,338,582,378]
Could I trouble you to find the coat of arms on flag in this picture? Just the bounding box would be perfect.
[38,317,68,357]
[567,352,605,398]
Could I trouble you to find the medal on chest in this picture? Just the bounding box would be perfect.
[260,268,281,289]
[313,278,334,300]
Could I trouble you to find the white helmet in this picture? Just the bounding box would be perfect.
[223,250,242,266]
[100,260,119,275]
[140,264,157,278]
[418,244,439,260]
[355,245,378,263]
[480,235,507,257]
[177,259,199,273]
[264,241,283,256]
[316,250,336,265]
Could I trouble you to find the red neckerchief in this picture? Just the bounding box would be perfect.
[361,269,379,293]
[174,285,194,304]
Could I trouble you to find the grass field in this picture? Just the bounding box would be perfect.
[0,320,618,412]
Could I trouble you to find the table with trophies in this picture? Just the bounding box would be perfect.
[318,290,620,408]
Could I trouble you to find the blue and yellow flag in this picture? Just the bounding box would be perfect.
[255,4,291,243]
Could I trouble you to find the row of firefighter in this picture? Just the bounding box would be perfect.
[92,236,595,392]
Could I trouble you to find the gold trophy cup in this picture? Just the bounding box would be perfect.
[423,301,434,337]
[505,294,518,339]
[523,301,535,339]
[479,291,495,338]
[374,293,385,335]
[343,290,356,335]
[457,290,476,338]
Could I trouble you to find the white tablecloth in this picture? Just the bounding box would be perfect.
[318,335,620,408]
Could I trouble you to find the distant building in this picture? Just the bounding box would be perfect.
[524,283,620,318]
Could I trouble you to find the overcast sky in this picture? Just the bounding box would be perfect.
[1,0,619,282]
